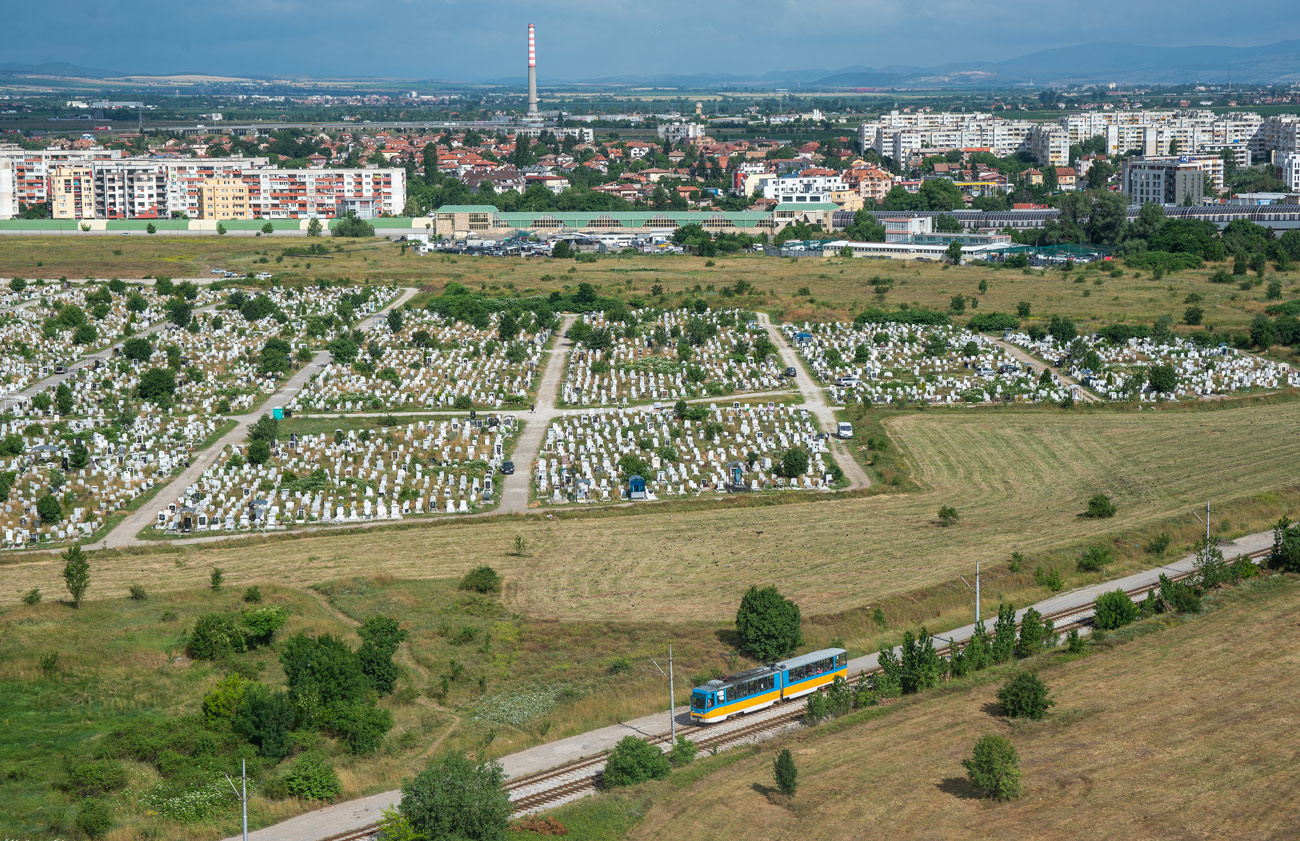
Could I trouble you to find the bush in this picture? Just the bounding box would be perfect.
[63,758,127,797]
[734,584,802,662]
[358,614,408,695]
[997,672,1054,720]
[1084,493,1116,518]
[76,799,114,838]
[331,700,393,756]
[400,753,510,840]
[937,505,959,526]
[602,735,671,789]
[963,734,1022,801]
[187,613,247,660]
[202,674,251,727]
[1077,544,1112,573]
[667,735,698,767]
[234,684,296,761]
[284,752,342,801]
[967,312,1020,332]
[460,565,502,594]
[1146,533,1171,555]
[1093,590,1139,630]
[128,583,147,601]
[773,748,798,796]
[21,587,41,605]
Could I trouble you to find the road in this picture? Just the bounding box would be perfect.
[222,526,1276,841]
[989,336,1101,403]
[760,313,872,491]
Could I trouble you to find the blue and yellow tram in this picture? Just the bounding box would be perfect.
[689,648,848,723]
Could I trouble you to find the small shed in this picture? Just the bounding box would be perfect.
[794,331,814,346]
[627,474,647,501]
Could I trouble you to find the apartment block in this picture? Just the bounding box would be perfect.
[95,161,169,219]
[50,165,96,219]
[1121,157,1206,206]
[242,168,406,219]
[198,177,250,220]
[0,148,122,216]
[1277,152,1300,192]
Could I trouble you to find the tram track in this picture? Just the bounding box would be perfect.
[308,547,1272,839]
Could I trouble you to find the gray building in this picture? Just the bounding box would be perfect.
[1121,157,1205,206]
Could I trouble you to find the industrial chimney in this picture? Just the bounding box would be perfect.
[527,24,539,116]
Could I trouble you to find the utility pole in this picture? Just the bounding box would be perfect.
[225,759,248,841]
[975,560,981,626]
[668,644,676,745]
[1193,501,1211,543]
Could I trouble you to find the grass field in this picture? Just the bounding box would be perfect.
[2,237,1296,340]
[4,399,1298,631]
[553,574,1300,841]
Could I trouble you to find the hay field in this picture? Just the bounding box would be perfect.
[3,401,1298,623]
[0,237,1293,334]
[618,576,1300,841]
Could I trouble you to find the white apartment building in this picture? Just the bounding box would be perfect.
[242,167,406,219]
[761,170,846,204]
[0,147,123,217]
[657,123,705,145]
[95,161,170,219]
[1277,152,1300,192]
[1026,125,1070,167]
[0,158,16,220]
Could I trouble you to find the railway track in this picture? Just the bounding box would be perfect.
[310,547,1272,839]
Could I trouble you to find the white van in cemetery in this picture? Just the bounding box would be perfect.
[836,421,854,439]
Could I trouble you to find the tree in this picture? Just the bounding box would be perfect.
[1014,607,1047,659]
[247,439,271,466]
[963,734,1023,800]
[235,684,296,761]
[1093,589,1139,629]
[248,413,279,444]
[1085,493,1117,518]
[777,446,810,479]
[460,565,502,594]
[333,214,375,237]
[62,543,89,606]
[55,382,74,415]
[1147,363,1177,394]
[69,440,89,470]
[938,505,960,526]
[773,748,798,796]
[261,221,275,235]
[166,298,192,328]
[357,614,408,695]
[137,367,176,404]
[122,336,152,362]
[307,217,323,237]
[899,629,944,693]
[998,672,1054,719]
[946,240,964,264]
[735,585,803,662]
[1270,517,1300,573]
[284,752,342,801]
[38,494,64,525]
[602,735,672,789]
[280,632,368,709]
[551,239,572,258]
[991,602,1016,663]
[400,752,510,840]
[145,222,156,235]
[216,222,227,236]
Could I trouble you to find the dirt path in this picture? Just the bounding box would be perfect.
[760,313,872,491]
[989,336,1101,403]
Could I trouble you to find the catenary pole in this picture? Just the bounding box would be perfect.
[668,644,676,744]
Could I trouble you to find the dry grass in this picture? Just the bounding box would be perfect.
[2,237,1297,337]
[616,575,1300,841]
[4,401,1298,631]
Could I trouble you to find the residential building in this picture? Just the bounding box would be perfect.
[761,169,846,204]
[50,166,96,219]
[241,168,405,219]
[1121,157,1206,205]
[0,158,15,220]
[1026,125,1069,168]
[657,123,706,145]
[1278,152,1300,192]
[94,161,169,219]
[0,147,122,216]
[198,177,250,220]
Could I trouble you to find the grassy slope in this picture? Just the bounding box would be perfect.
[2,237,1297,338]
[550,575,1300,841]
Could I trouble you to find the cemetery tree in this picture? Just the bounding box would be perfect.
[136,368,176,404]
[122,337,152,362]
[777,446,810,479]
[55,383,74,415]
[1147,364,1177,394]
[166,298,192,328]
[69,440,89,471]
[38,494,64,525]
[963,734,1023,801]
[248,413,279,444]
[399,752,510,840]
[247,439,271,466]
[259,338,292,375]
[62,543,89,607]
[386,307,404,333]
[735,584,803,662]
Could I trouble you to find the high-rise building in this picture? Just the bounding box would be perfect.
[1121,157,1206,206]
[198,177,250,220]
[50,166,96,219]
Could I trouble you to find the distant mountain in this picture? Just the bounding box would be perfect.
[0,61,124,78]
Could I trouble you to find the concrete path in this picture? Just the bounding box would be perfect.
[17,302,220,399]
[224,527,1275,841]
[989,336,1101,403]
[94,288,415,549]
[760,313,872,491]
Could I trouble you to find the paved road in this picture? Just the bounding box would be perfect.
[223,527,1275,841]
[95,288,415,549]
[989,336,1101,403]
[760,313,872,491]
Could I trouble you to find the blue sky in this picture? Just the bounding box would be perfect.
[5,0,1297,80]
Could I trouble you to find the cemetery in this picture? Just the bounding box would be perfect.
[290,308,549,412]
[783,321,1074,406]
[149,414,519,534]
[0,409,220,550]
[560,306,789,407]
[534,400,840,505]
[1007,330,1300,401]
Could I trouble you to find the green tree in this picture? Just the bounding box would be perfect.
[261,221,275,234]
[777,446,810,479]
[167,298,192,328]
[998,672,1053,719]
[62,543,89,606]
[400,752,510,840]
[603,735,672,789]
[187,612,247,660]
[963,734,1023,800]
[280,632,368,710]
[551,239,572,259]
[1085,493,1117,518]
[357,614,408,695]
[235,684,296,760]
[216,222,227,236]
[122,336,152,362]
[1014,607,1046,658]
[145,223,156,235]
[307,217,323,237]
[946,240,964,264]
[38,493,64,525]
[460,565,502,594]
[1147,363,1177,393]
[899,629,944,693]
[991,602,1017,663]
[1093,590,1139,629]
[773,747,798,796]
[735,585,803,661]
[284,751,342,801]
[55,383,74,415]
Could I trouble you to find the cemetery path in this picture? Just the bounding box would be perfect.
[988,337,1102,403]
[95,288,417,549]
[17,302,222,399]
[760,313,872,492]
[498,314,577,515]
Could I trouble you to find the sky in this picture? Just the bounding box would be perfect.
[4,0,1298,81]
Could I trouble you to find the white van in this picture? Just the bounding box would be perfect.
[836,422,854,440]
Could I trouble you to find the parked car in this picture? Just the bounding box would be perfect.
[500,461,515,476]
[255,272,272,280]
[784,366,798,378]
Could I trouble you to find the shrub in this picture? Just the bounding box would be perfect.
[964,734,1022,801]
[997,672,1054,720]
[1146,533,1171,555]
[608,657,632,675]
[460,565,502,594]
[202,674,251,727]
[357,614,407,695]
[331,699,393,756]
[1033,566,1063,592]
[187,613,247,660]
[1077,544,1112,573]
[773,748,798,796]
[734,584,803,662]
[284,752,342,801]
[602,735,671,789]
[668,735,698,767]
[128,583,147,601]
[243,585,263,603]
[39,493,64,525]
[1093,590,1139,630]
[1084,493,1116,518]
[967,312,1020,332]
[76,799,114,838]
[63,758,127,797]
[22,587,41,605]
[234,685,296,761]
[241,606,289,647]
[400,753,510,840]
[937,505,959,526]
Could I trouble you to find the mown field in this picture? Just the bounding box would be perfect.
[2,236,1296,337]
[557,574,1300,841]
